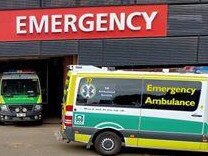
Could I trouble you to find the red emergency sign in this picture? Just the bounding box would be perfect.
[0,5,167,41]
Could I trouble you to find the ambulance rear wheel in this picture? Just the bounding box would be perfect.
[94,131,122,156]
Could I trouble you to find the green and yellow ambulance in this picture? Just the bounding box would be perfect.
[60,65,208,155]
[0,71,42,124]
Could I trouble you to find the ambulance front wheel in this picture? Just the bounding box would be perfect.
[35,119,43,125]
[94,131,122,156]
[0,121,5,125]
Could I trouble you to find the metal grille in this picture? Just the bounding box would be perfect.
[8,105,34,112]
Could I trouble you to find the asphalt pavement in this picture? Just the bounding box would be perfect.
[0,123,206,156]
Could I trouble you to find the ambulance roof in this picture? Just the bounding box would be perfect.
[68,65,208,80]
[1,72,38,80]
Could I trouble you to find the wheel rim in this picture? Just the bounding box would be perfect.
[101,138,115,151]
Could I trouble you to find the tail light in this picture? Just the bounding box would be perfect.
[64,105,73,127]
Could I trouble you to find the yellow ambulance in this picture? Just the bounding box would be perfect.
[60,65,208,155]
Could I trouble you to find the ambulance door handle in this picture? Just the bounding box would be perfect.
[191,114,202,117]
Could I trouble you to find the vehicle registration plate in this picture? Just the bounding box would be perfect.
[16,113,26,117]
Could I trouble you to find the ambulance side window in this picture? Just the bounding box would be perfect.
[76,78,142,107]
[142,80,201,111]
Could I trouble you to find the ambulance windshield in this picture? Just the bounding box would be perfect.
[1,79,40,96]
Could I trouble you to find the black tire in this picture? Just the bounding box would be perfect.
[94,132,122,156]
[35,119,43,125]
[0,121,5,125]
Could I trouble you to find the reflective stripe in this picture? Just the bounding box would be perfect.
[65,121,72,124]
[65,116,72,127]
[65,105,73,127]
[66,111,73,116]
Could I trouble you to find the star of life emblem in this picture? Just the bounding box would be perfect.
[80,83,96,99]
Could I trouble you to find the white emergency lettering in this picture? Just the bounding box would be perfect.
[142,11,158,30]
[79,13,94,32]
[109,13,125,31]
[29,15,49,33]
[16,16,27,34]
[126,12,142,30]
[51,15,62,33]
[64,14,77,32]
[16,11,158,34]
[96,13,108,31]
